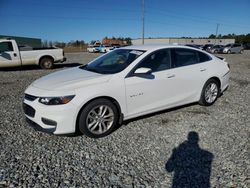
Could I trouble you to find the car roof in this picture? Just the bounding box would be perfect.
[121,44,191,51]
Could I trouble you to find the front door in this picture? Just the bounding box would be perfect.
[0,41,21,67]
[125,49,177,117]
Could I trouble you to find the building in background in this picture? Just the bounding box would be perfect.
[132,38,235,45]
[0,35,42,48]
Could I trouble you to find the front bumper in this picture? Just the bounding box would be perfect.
[23,95,78,135]
[25,118,56,134]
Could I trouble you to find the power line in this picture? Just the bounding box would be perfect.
[0,13,139,21]
[145,9,250,29]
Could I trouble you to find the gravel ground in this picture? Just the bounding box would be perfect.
[0,51,249,187]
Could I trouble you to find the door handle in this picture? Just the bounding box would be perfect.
[167,74,175,78]
[200,68,206,72]
[13,53,17,57]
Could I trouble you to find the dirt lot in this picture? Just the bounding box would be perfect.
[0,51,249,187]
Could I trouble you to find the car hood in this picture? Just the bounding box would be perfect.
[32,67,112,91]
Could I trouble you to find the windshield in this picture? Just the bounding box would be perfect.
[80,49,145,74]
[225,44,231,47]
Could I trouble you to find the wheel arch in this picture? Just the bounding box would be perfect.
[75,96,123,133]
[199,76,222,100]
[208,76,221,90]
[38,55,55,65]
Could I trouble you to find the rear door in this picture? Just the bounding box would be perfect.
[168,48,212,104]
[0,41,21,67]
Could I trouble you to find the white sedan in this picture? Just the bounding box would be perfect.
[23,45,230,138]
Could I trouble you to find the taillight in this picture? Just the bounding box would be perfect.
[63,50,65,56]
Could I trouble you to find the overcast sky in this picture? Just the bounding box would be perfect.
[1,0,250,42]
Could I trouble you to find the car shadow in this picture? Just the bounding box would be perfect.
[165,131,213,188]
[0,63,81,71]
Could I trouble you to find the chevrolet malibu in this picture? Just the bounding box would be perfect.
[23,45,230,138]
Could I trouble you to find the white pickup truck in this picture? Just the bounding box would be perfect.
[0,39,66,69]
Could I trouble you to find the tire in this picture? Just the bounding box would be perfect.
[227,50,231,54]
[39,57,54,69]
[240,49,244,54]
[78,99,119,138]
[214,50,218,53]
[199,79,220,106]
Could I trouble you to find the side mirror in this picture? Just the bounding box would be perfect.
[134,67,152,75]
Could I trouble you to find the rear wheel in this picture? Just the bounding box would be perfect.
[78,99,119,138]
[199,79,220,106]
[240,49,244,54]
[227,50,231,54]
[39,57,54,69]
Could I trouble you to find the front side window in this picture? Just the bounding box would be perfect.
[80,49,145,74]
[172,48,199,68]
[136,49,171,72]
[0,42,14,52]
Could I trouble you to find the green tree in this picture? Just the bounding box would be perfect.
[208,34,216,39]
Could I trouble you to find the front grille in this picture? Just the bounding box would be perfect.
[23,103,36,117]
[24,94,38,101]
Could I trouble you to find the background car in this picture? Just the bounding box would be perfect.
[243,43,250,50]
[221,43,244,54]
[87,45,100,53]
[202,44,214,51]
[98,45,114,53]
[210,45,224,53]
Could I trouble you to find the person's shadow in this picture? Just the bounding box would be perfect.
[165,131,213,188]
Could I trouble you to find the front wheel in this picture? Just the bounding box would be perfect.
[227,50,231,54]
[78,99,119,138]
[199,79,220,106]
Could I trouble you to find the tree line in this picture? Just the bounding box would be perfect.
[208,33,250,43]
[42,40,86,48]
[42,37,132,48]
[42,33,250,48]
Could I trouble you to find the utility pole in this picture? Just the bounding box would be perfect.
[215,23,219,44]
[142,0,145,45]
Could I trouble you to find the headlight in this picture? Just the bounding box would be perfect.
[39,95,75,105]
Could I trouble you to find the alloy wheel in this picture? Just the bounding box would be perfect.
[204,83,218,103]
[86,105,114,135]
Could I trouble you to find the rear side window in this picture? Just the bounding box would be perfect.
[198,52,211,62]
[0,42,14,52]
[171,48,199,68]
[171,48,211,68]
